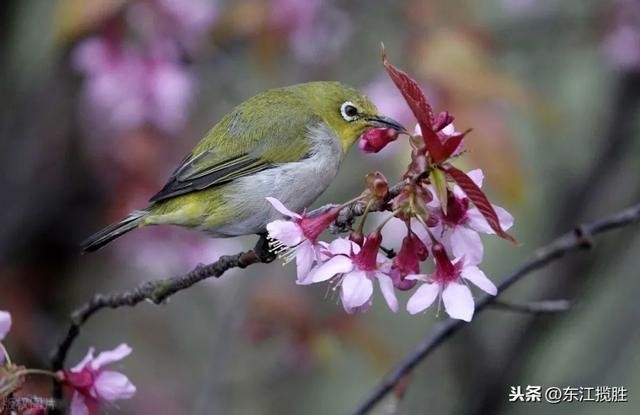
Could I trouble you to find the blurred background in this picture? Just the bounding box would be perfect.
[1,0,639,414]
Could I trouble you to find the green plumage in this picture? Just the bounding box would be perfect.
[81,82,400,252]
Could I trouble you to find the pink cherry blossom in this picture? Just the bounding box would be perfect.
[0,310,10,341]
[0,310,11,364]
[266,197,341,283]
[306,233,398,313]
[72,37,194,136]
[427,169,513,265]
[63,344,136,415]
[406,243,497,322]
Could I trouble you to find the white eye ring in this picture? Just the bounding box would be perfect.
[340,101,359,122]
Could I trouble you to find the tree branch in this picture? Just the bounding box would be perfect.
[353,201,640,415]
[48,187,402,406]
[489,299,571,315]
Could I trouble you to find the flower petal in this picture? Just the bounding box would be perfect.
[442,283,474,322]
[94,370,136,401]
[266,220,303,246]
[465,207,492,234]
[91,343,132,370]
[453,168,484,199]
[307,255,353,284]
[405,273,428,281]
[265,197,301,219]
[494,204,514,231]
[70,391,90,415]
[449,226,483,266]
[461,266,497,295]
[466,204,514,235]
[295,242,316,283]
[377,273,398,312]
[0,310,11,341]
[340,271,373,312]
[406,283,440,314]
[328,237,359,256]
[71,347,95,372]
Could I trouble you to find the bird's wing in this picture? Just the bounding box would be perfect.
[149,93,316,203]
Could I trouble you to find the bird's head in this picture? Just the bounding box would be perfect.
[298,82,406,153]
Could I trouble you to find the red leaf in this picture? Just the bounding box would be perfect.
[444,165,517,244]
[381,46,447,162]
[441,129,470,160]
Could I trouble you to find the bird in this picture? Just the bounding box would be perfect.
[81,81,405,252]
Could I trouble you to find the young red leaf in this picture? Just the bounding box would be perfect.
[441,129,470,160]
[381,46,447,162]
[444,165,517,244]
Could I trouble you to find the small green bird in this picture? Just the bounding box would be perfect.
[82,81,404,252]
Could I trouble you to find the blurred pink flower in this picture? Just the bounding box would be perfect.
[266,197,341,283]
[0,310,11,364]
[406,243,497,322]
[307,234,398,313]
[364,77,415,128]
[0,310,10,341]
[115,226,243,276]
[63,344,136,415]
[156,0,218,37]
[602,0,640,71]
[73,37,194,135]
[270,0,350,63]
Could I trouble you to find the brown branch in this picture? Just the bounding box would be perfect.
[48,235,275,405]
[48,187,402,407]
[353,201,640,415]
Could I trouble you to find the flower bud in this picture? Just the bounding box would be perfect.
[349,230,364,246]
[433,111,455,131]
[365,171,389,199]
[359,128,399,153]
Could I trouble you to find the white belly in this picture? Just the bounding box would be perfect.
[206,123,344,237]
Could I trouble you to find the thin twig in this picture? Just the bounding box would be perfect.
[48,187,402,407]
[353,202,640,415]
[48,235,275,405]
[489,299,572,314]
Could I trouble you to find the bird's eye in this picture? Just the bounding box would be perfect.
[340,101,359,122]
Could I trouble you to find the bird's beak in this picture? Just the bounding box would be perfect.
[366,115,407,133]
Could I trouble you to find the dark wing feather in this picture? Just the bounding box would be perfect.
[149,155,270,202]
[148,87,315,203]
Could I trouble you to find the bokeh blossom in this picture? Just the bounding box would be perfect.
[0,310,10,341]
[72,0,218,137]
[62,343,136,415]
[270,0,350,63]
[0,310,11,364]
[73,37,194,136]
[602,0,640,71]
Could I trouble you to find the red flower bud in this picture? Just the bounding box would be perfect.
[359,128,399,153]
[349,230,364,246]
[391,231,429,290]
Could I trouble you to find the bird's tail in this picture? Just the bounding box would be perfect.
[81,210,148,253]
